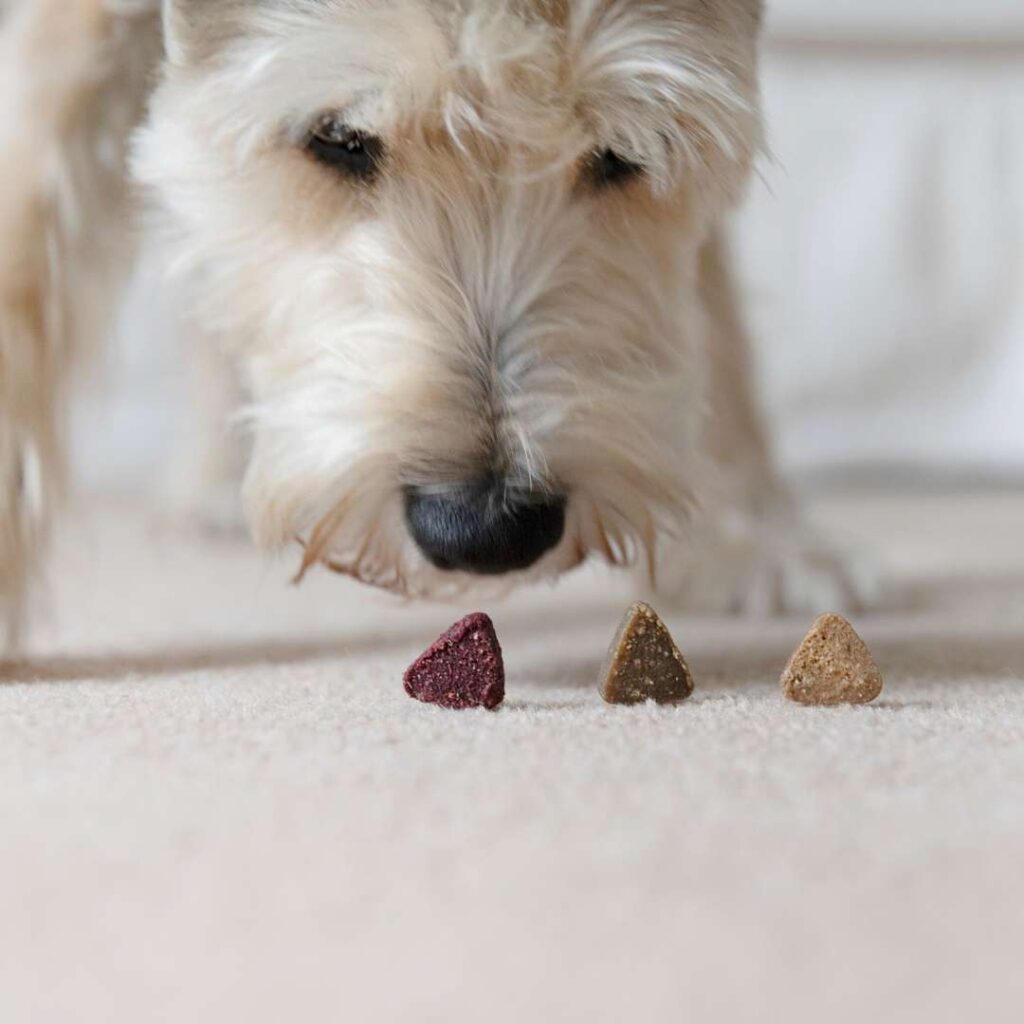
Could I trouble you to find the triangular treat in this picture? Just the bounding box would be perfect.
[781,614,883,706]
[404,613,505,710]
[600,603,694,705]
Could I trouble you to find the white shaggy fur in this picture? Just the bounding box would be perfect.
[0,0,857,643]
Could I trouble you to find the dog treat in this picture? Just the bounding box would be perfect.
[781,613,883,706]
[404,612,505,710]
[600,603,694,705]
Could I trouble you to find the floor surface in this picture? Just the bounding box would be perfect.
[2,489,1022,1023]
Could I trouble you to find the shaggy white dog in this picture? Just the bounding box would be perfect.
[0,0,856,643]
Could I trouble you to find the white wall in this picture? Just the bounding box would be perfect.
[768,0,1024,43]
[735,17,1024,477]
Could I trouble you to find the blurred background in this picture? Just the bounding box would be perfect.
[738,0,1024,482]
[73,0,1024,492]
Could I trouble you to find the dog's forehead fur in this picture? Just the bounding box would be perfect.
[169,0,765,76]
[168,0,762,42]
[163,0,762,194]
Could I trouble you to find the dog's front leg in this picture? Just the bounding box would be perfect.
[655,231,872,615]
[164,315,249,536]
[0,2,90,641]
[0,0,157,642]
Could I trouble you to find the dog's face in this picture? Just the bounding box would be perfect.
[136,0,763,594]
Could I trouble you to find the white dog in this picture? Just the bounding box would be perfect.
[0,0,857,644]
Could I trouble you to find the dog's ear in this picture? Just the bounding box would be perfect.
[162,0,239,65]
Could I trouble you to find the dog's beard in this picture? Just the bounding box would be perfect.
[231,169,705,596]
[243,366,702,597]
[240,340,703,599]
[286,475,684,598]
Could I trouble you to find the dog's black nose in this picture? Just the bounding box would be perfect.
[404,483,566,575]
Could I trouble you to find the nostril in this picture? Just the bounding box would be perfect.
[404,484,566,575]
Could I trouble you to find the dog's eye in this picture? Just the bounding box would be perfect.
[306,117,384,182]
[586,147,645,190]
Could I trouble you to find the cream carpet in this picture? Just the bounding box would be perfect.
[2,489,1023,1023]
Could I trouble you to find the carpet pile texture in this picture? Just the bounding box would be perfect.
[2,490,1022,1023]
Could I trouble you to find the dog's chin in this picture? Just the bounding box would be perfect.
[282,480,674,599]
[309,517,645,599]
[312,535,585,599]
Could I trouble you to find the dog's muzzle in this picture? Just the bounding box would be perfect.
[404,481,566,575]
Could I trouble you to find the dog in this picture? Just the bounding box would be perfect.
[0,0,859,645]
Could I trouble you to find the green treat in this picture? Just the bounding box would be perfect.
[600,603,694,705]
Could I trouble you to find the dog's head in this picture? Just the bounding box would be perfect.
[135,0,763,594]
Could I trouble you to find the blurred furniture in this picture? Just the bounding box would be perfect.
[736,0,1024,478]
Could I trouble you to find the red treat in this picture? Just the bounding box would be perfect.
[404,613,505,710]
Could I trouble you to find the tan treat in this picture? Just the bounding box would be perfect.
[600,603,694,705]
[781,614,883,706]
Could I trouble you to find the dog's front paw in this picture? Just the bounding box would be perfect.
[656,506,878,617]
[160,436,249,541]
[159,482,249,541]
[721,525,877,617]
